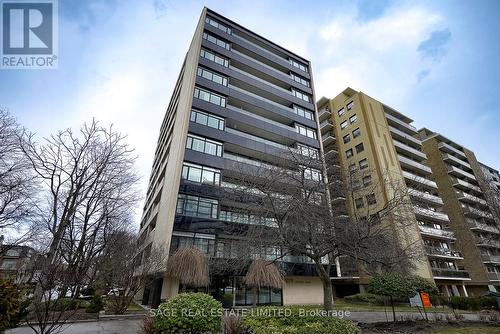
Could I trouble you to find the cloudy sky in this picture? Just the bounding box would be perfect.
[2,0,500,225]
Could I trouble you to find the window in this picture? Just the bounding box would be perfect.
[190,109,225,130]
[297,144,319,159]
[352,128,361,138]
[205,17,231,34]
[359,158,368,169]
[347,101,354,110]
[182,162,221,185]
[291,88,311,103]
[349,163,357,173]
[197,67,228,86]
[355,143,364,153]
[295,124,317,139]
[176,194,218,218]
[346,148,353,158]
[289,58,308,73]
[292,105,313,120]
[171,234,215,255]
[362,175,372,186]
[338,108,345,117]
[290,73,310,87]
[200,48,229,67]
[355,197,364,209]
[186,134,223,156]
[343,134,351,144]
[340,120,348,130]
[203,32,230,50]
[193,86,226,107]
[303,167,322,181]
[349,114,357,124]
[367,193,377,205]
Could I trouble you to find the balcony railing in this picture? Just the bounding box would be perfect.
[432,268,470,279]
[320,119,333,131]
[402,170,437,189]
[466,218,500,233]
[389,126,422,147]
[398,155,432,174]
[451,177,481,193]
[441,153,471,170]
[481,254,500,263]
[447,165,477,182]
[226,104,293,131]
[419,225,455,239]
[393,140,427,160]
[409,188,443,205]
[225,127,289,150]
[461,203,494,219]
[438,141,466,158]
[456,190,487,206]
[318,108,331,121]
[488,272,500,281]
[322,132,336,145]
[385,113,417,133]
[425,246,463,259]
[475,236,500,248]
[414,206,450,222]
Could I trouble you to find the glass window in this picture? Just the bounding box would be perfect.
[292,105,313,120]
[295,124,317,139]
[340,120,348,130]
[346,148,353,158]
[338,108,345,117]
[363,175,372,186]
[343,134,351,144]
[359,158,368,169]
[200,48,229,67]
[290,73,310,87]
[349,114,357,124]
[291,88,311,103]
[203,32,230,50]
[197,67,228,86]
[355,143,364,153]
[297,144,319,159]
[367,193,377,205]
[349,163,357,173]
[347,101,354,110]
[182,162,221,186]
[355,197,364,209]
[176,194,218,219]
[193,87,226,107]
[190,109,225,130]
[352,128,361,138]
[289,58,308,73]
[186,134,223,157]
[205,17,231,34]
[303,167,322,181]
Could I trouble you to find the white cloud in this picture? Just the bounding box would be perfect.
[313,5,444,106]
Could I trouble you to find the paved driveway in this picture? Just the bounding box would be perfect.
[6,319,141,334]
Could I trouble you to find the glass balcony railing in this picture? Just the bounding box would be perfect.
[425,246,463,259]
[419,225,455,239]
[225,127,290,150]
[431,268,470,279]
[226,104,293,131]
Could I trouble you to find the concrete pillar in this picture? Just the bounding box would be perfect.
[443,285,451,297]
[461,285,468,297]
[359,284,366,293]
[335,257,341,277]
[451,285,460,296]
[488,285,497,292]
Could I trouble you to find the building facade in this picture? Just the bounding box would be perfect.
[318,88,472,297]
[136,7,327,307]
[419,129,500,294]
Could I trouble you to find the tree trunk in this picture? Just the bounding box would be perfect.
[390,295,396,322]
[314,261,333,310]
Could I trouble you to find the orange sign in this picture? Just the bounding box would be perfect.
[420,292,432,308]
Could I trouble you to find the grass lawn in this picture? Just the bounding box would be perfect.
[431,325,500,334]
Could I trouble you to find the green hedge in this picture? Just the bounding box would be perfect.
[343,293,385,305]
[243,307,359,334]
[448,296,498,310]
[154,293,222,334]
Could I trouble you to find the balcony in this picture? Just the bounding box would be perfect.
[481,254,500,264]
[441,153,472,170]
[447,165,477,183]
[229,84,296,116]
[438,141,466,158]
[461,203,494,219]
[409,188,443,205]
[425,246,463,259]
[393,139,427,160]
[414,206,450,222]
[475,236,500,248]
[450,177,481,194]
[318,108,331,122]
[467,218,499,233]
[322,131,336,146]
[489,272,500,281]
[432,268,470,280]
[419,225,455,239]
[225,127,289,150]
[398,155,432,175]
[456,190,487,206]
[385,113,417,134]
[402,170,437,189]
[389,126,422,147]
[320,119,333,133]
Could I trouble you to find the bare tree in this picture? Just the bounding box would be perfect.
[18,120,141,298]
[0,109,39,254]
[218,148,423,310]
[94,230,167,315]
